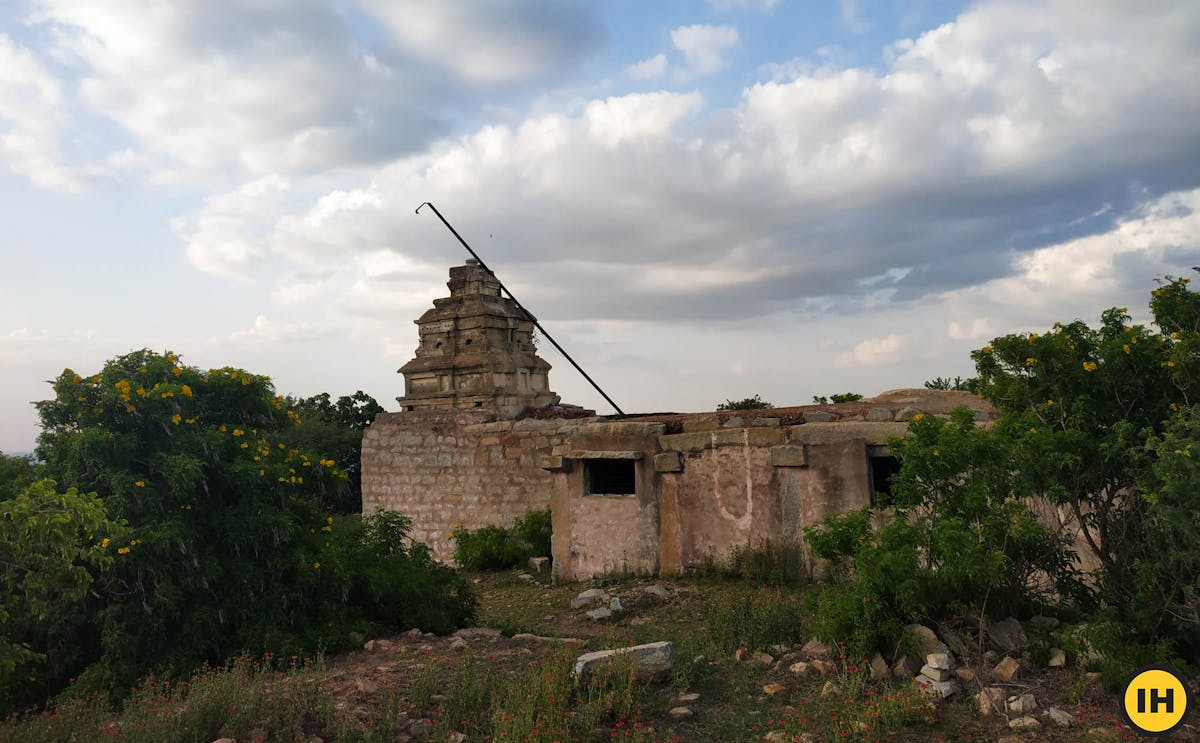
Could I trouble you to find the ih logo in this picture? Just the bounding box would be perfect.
[1122,666,1192,735]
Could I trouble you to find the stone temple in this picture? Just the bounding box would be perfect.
[362,262,1007,580]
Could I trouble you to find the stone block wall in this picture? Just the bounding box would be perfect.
[361,411,576,563]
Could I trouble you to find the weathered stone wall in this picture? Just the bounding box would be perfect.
[361,411,575,563]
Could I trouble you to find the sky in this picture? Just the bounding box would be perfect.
[2,0,1200,454]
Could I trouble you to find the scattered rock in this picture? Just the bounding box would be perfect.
[446,733,467,743]
[528,556,550,573]
[667,706,693,720]
[1048,648,1067,667]
[609,597,625,613]
[629,616,650,626]
[573,641,676,682]
[920,664,954,682]
[212,739,236,743]
[987,618,1027,654]
[642,584,672,600]
[892,655,922,679]
[677,692,700,703]
[993,655,1021,682]
[734,648,749,662]
[1007,693,1038,715]
[1046,706,1074,727]
[763,683,787,696]
[925,652,954,670]
[763,733,790,743]
[803,411,835,423]
[767,643,792,656]
[869,653,889,681]
[406,628,423,638]
[448,637,468,651]
[363,639,394,652]
[954,667,976,683]
[753,652,775,666]
[810,659,834,675]
[915,675,960,699]
[820,679,839,697]
[1085,671,1102,684]
[517,573,533,581]
[1008,716,1041,730]
[571,588,610,609]
[801,637,830,657]
[866,407,893,422]
[977,687,1006,716]
[903,623,951,656]
[454,627,502,640]
[586,607,613,621]
[788,661,810,676]
[937,624,970,658]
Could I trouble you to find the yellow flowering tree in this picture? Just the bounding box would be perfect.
[32,349,472,697]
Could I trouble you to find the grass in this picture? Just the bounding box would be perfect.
[2,544,1136,742]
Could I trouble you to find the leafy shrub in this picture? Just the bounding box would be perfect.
[451,509,551,571]
[717,394,773,410]
[802,409,1083,656]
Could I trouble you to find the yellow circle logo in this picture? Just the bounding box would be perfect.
[1122,667,1191,735]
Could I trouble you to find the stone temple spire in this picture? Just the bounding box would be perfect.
[397,260,559,418]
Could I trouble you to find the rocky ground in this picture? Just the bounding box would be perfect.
[312,572,1198,742]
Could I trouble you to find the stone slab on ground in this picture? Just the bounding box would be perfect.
[573,641,676,682]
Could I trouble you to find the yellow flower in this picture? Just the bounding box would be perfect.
[1046,400,1054,406]
[1120,307,1128,313]
[911,413,924,421]
[1029,427,1037,433]
[1123,345,1131,354]
[259,469,265,476]
[327,516,334,524]
[1171,332,1180,340]
[1170,403,1179,411]
[1168,361,1177,367]
[134,481,145,488]
[981,346,993,354]
[932,449,939,457]
[180,385,193,397]
[313,562,320,570]
[171,413,181,425]
[1083,361,1098,372]
[219,425,227,432]
[1025,357,1036,367]
[240,442,248,449]
[1131,336,1138,344]
[185,417,196,424]
[101,538,110,549]
[118,547,130,555]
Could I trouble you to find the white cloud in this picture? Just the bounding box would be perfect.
[0,34,79,191]
[947,317,995,340]
[174,175,291,280]
[671,24,740,77]
[837,334,905,366]
[627,53,667,80]
[839,0,871,34]
[225,315,338,345]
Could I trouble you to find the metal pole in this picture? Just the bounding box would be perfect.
[416,202,626,416]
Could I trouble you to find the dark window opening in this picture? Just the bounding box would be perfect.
[435,341,442,348]
[584,459,636,496]
[473,401,483,408]
[406,405,414,411]
[465,338,473,346]
[869,453,902,506]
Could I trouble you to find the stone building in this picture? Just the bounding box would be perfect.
[361,262,995,579]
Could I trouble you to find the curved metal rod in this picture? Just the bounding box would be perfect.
[415,201,625,416]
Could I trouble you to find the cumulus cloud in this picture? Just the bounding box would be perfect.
[628,53,667,80]
[839,0,871,34]
[837,334,905,366]
[24,0,604,179]
[671,24,740,77]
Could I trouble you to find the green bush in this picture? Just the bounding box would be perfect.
[706,590,808,655]
[692,539,811,587]
[451,509,551,571]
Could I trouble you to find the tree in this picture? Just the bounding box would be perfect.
[717,394,774,410]
[0,478,122,712]
[282,391,384,514]
[923,376,970,391]
[33,350,473,694]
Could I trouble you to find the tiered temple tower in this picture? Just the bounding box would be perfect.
[397,260,560,418]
